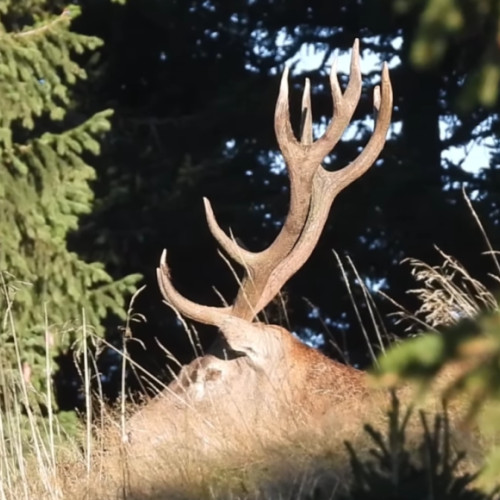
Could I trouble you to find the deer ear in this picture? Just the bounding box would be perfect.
[219,317,286,366]
[219,316,261,360]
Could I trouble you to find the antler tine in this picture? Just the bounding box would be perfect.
[329,56,342,109]
[157,250,231,326]
[274,66,304,174]
[373,84,381,114]
[300,78,313,145]
[254,60,393,313]
[309,39,362,166]
[346,38,361,100]
[203,197,255,266]
[329,62,392,192]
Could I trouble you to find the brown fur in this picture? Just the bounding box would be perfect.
[122,320,374,463]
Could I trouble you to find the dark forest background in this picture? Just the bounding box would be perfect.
[51,0,500,409]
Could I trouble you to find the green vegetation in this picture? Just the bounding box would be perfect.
[0,1,139,414]
[394,0,500,107]
[343,393,495,500]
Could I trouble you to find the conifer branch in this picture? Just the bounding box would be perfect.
[14,9,71,39]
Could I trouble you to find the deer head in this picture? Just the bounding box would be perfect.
[125,40,392,455]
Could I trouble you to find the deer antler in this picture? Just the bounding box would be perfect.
[157,39,393,331]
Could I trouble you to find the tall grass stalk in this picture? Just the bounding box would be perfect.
[120,285,146,442]
[82,309,92,477]
[44,305,55,472]
[333,250,387,364]
[0,275,61,499]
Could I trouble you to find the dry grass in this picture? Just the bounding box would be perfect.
[0,328,481,500]
[387,247,498,331]
[58,386,473,500]
[36,377,484,500]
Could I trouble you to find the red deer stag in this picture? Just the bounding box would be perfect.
[125,40,393,455]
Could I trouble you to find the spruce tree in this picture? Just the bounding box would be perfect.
[0,2,139,402]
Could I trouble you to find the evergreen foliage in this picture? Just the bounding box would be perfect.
[342,393,498,500]
[375,310,500,490]
[0,2,139,400]
[394,0,500,108]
